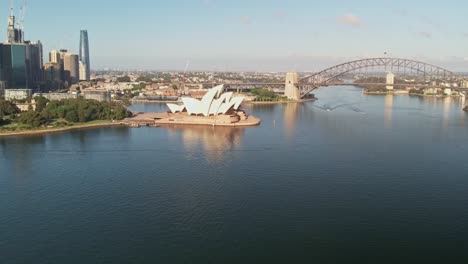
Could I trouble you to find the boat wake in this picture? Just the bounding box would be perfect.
[311,102,366,114]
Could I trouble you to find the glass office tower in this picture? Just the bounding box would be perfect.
[0,44,28,89]
[0,43,42,90]
[79,30,90,81]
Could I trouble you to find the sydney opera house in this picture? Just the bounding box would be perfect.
[167,85,244,116]
[161,85,259,126]
[119,85,260,127]
[123,85,260,127]
[160,85,259,126]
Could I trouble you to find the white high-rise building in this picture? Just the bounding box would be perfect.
[49,50,60,64]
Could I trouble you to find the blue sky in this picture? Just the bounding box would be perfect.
[4,0,468,71]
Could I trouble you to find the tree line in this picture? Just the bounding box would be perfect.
[1,97,132,129]
[251,88,287,102]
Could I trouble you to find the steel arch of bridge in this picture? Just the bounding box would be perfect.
[299,58,459,97]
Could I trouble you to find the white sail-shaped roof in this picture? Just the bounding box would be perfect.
[181,97,202,115]
[231,97,244,110]
[168,85,244,116]
[218,101,237,114]
[167,104,185,113]
[209,97,224,115]
[200,85,224,116]
[218,92,233,104]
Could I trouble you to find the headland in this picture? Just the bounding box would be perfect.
[0,120,121,137]
[122,112,260,127]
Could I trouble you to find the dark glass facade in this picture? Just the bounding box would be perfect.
[0,43,42,90]
[0,44,27,89]
[26,44,43,88]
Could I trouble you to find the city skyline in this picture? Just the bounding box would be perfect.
[4,0,468,71]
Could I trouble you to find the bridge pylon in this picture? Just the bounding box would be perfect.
[285,72,300,100]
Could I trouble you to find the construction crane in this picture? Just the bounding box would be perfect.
[9,0,14,16]
[17,4,22,26]
[18,0,27,42]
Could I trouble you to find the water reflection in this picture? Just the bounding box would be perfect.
[284,103,299,139]
[0,136,46,178]
[166,125,245,163]
[442,97,452,129]
[384,94,394,129]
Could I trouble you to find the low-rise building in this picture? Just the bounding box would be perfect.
[155,88,177,96]
[145,83,160,90]
[83,90,112,102]
[33,93,79,101]
[463,80,468,88]
[5,89,32,101]
[15,102,36,112]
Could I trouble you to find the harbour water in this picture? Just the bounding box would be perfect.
[1,86,468,263]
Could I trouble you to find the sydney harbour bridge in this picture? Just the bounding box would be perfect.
[201,57,467,100]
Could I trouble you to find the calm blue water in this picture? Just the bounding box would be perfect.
[1,86,468,263]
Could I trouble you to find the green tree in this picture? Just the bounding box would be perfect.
[65,110,79,123]
[132,83,146,90]
[117,76,131,82]
[122,97,131,107]
[111,104,128,120]
[23,98,133,125]
[16,111,47,128]
[0,100,21,116]
[251,88,280,101]
[136,76,153,83]
[34,96,49,113]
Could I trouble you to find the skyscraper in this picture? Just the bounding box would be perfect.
[49,50,60,64]
[63,53,79,84]
[79,30,90,81]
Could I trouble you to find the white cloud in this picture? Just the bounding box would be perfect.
[464,57,468,62]
[337,14,363,28]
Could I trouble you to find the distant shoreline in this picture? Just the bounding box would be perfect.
[129,98,318,105]
[0,121,121,137]
[244,98,317,105]
[363,90,465,98]
[130,99,179,104]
